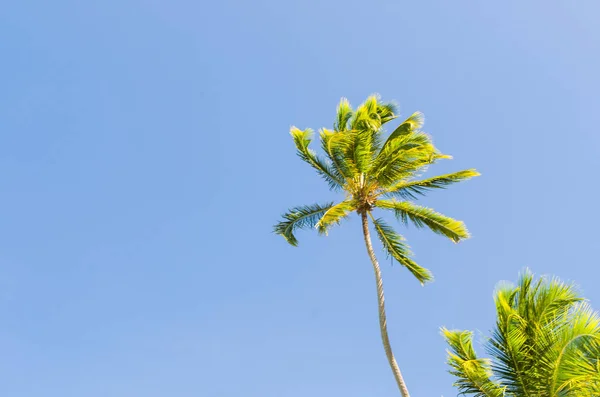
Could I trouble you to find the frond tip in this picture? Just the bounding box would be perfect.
[334,98,353,132]
[385,111,425,142]
[371,216,433,284]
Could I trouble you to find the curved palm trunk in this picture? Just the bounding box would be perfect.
[361,211,411,397]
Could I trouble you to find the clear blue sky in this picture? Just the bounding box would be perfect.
[1,1,599,396]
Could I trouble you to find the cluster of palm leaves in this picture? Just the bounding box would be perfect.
[274,94,600,396]
[274,94,478,283]
[443,270,600,397]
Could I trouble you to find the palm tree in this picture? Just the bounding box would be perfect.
[274,94,479,396]
[443,269,600,397]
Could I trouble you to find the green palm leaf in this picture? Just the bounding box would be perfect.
[319,128,351,182]
[290,126,344,190]
[347,95,397,173]
[377,101,399,125]
[274,202,336,246]
[382,111,425,147]
[323,128,359,179]
[371,216,433,284]
[376,199,470,242]
[442,328,506,397]
[315,200,356,235]
[385,169,480,200]
[371,131,438,187]
[334,97,353,132]
[351,94,383,132]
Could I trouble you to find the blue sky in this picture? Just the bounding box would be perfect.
[1,1,599,396]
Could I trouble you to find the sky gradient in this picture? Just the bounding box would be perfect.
[2,1,600,396]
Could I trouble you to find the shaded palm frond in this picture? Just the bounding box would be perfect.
[377,101,399,125]
[320,127,351,182]
[274,202,336,246]
[371,216,433,284]
[324,128,359,179]
[290,126,344,190]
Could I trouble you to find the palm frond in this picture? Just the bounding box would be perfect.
[371,131,438,187]
[290,126,344,190]
[377,101,399,125]
[350,94,383,132]
[335,97,353,132]
[346,95,394,171]
[315,200,356,235]
[549,302,600,395]
[274,202,335,246]
[321,128,359,179]
[376,199,470,243]
[384,169,480,200]
[370,216,433,284]
[353,129,375,173]
[487,276,535,396]
[442,328,506,397]
[319,128,350,181]
[381,111,425,148]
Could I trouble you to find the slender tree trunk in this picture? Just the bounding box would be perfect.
[361,211,411,397]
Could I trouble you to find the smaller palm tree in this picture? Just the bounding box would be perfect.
[443,269,600,397]
[275,95,478,396]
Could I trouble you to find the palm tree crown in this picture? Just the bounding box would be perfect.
[443,270,600,397]
[274,94,478,283]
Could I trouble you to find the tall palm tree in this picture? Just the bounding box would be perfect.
[274,94,478,396]
[443,269,600,397]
